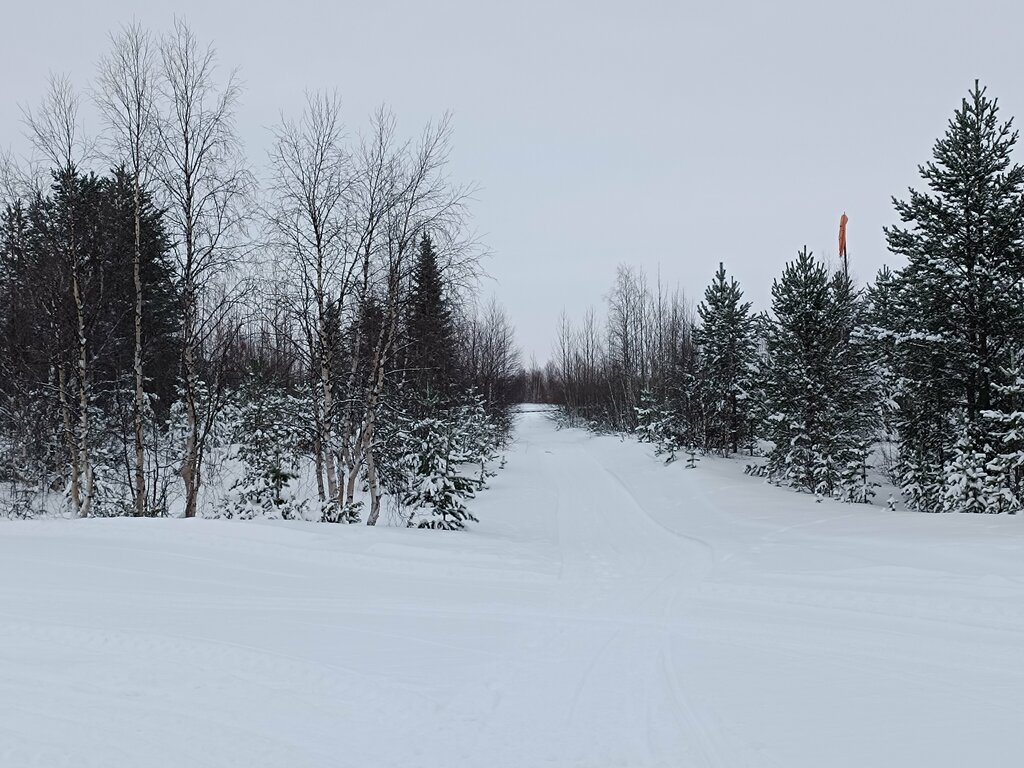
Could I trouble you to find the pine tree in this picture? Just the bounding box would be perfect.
[762,247,877,499]
[885,82,1024,512]
[861,266,900,443]
[693,262,757,455]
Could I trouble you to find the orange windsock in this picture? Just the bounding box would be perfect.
[839,212,849,261]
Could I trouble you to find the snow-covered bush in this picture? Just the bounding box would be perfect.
[940,412,1021,515]
[223,384,310,520]
[374,391,507,530]
[941,428,1003,514]
[455,392,503,485]
[836,441,877,504]
[397,411,480,530]
[635,391,683,464]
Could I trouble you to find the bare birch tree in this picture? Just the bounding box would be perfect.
[159,19,250,518]
[346,112,472,525]
[267,91,357,521]
[0,149,25,208]
[95,22,162,517]
[22,74,95,517]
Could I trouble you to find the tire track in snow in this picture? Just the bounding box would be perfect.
[483,413,772,766]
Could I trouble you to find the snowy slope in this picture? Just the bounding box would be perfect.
[2,409,1024,766]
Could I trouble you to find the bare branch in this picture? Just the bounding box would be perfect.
[94,21,163,182]
[22,74,93,173]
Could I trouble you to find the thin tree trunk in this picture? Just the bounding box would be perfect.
[365,428,381,526]
[320,340,341,514]
[313,434,325,503]
[309,354,327,504]
[344,460,359,508]
[72,268,92,518]
[181,334,199,519]
[58,364,81,517]
[132,178,147,516]
[354,273,402,523]
[339,253,374,519]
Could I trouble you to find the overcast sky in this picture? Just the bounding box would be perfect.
[2,0,1022,362]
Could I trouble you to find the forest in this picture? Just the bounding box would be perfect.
[531,81,1024,515]
[2,21,1023,522]
[0,21,521,527]
[6,8,1024,766]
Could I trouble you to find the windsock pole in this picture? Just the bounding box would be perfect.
[839,212,849,279]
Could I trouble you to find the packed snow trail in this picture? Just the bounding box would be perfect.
[3,409,1024,766]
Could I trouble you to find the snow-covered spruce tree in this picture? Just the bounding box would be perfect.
[741,312,774,467]
[762,247,877,500]
[885,82,1024,513]
[941,421,1003,514]
[671,323,706,453]
[850,266,905,497]
[225,382,309,520]
[394,398,481,531]
[86,403,136,518]
[981,368,1024,513]
[693,262,757,455]
[941,364,1024,516]
[861,266,901,445]
[635,389,683,463]
[455,392,503,486]
[405,232,458,404]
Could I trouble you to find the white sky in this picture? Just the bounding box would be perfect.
[3,0,1022,362]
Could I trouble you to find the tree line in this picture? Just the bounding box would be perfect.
[540,81,1024,514]
[0,21,521,527]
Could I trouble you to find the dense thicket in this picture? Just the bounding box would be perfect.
[0,167,180,515]
[7,49,1024,520]
[549,266,692,434]
[1,167,179,401]
[0,22,519,527]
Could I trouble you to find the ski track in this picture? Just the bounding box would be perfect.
[2,408,1024,766]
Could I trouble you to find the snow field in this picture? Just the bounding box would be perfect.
[1,409,1023,766]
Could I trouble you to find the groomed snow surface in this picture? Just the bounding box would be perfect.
[3,408,1024,767]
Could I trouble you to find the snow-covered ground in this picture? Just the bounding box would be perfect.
[3,408,1024,767]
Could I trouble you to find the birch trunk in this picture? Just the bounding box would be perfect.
[72,268,92,518]
[181,334,200,519]
[355,271,402,524]
[57,364,81,517]
[320,328,342,515]
[364,413,382,526]
[132,178,147,516]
